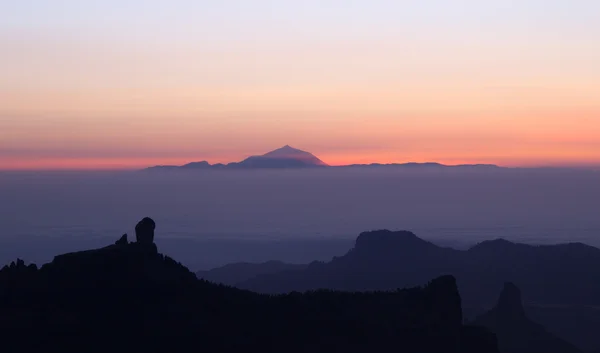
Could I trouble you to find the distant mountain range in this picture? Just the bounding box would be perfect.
[145,145,501,171]
[196,260,307,285]
[197,230,600,352]
[226,231,600,308]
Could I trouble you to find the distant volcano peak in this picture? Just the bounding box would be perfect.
[263,145,299,155]
[259,145,329,166]
[145,145,506,171]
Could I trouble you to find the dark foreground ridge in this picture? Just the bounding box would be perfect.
[0,219,498,353]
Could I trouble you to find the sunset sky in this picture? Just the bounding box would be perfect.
[1,1,599,170]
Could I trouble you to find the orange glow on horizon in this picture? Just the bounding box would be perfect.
[2,4,599,171]
[2,148,599,171]
[2,106,599,171]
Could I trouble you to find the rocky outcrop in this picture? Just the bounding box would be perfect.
[353,230,441,255]
[473,283,582,353]
[0,220,499,353]
[0,258,38,287]
[115,234,128,245]
[495,282,526,319]
[135,217,155,244]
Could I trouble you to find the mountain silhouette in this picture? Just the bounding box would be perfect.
[146,145,328,170]
[525,304,600,352]
[196,260,307,285]
[234,230,600,308]
[212,230,600,350]
[264,145,328,165]
[0,219,498,353]
[236,230,459,293]
[472,283,582,353]
[144,146,501,170]
[335,162,501,170]
[180,161,212,169]
[229,145,329,168]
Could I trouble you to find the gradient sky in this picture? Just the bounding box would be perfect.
[1,1,599,169]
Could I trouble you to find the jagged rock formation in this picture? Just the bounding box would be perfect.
[115,234,128,245]
[495,283,527,319]
[473,283,582,353]
[135,217,155,244]
[0,220,498,353]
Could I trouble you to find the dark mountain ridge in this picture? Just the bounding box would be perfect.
[0,219,498,353]
[144,145,501,170]
[147,145,329,170]
[203,230,600,351]
[236,230,600,309]
[196,260,307,285]
[335,162,501,169]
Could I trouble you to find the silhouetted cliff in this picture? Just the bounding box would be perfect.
[0,221,497,353]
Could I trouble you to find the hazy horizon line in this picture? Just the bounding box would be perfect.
[2,160,599,173]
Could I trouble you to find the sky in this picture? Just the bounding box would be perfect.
[1,0,599,170]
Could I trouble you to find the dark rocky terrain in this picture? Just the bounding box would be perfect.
[0,219,498,353]
[473,283,582,353]
[233,230,600,309]
[204,230,600,351]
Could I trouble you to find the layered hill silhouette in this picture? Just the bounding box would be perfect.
[228,230,600,309]
[196,260,307,285]
[147,145,329,170]
[473,283,582,353]
[0,219,498,353]
[200,230,600,351]
[145,145,500,170]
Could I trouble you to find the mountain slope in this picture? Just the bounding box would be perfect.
[238,230,600,308]
[229,145,328,168]
[263,145,328,165]
[0,220,498,353]
[238,230,459,293]
[473,283,582,353]
[230,230,599,351]
[196,260,306,285]
[144,145,505,170]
